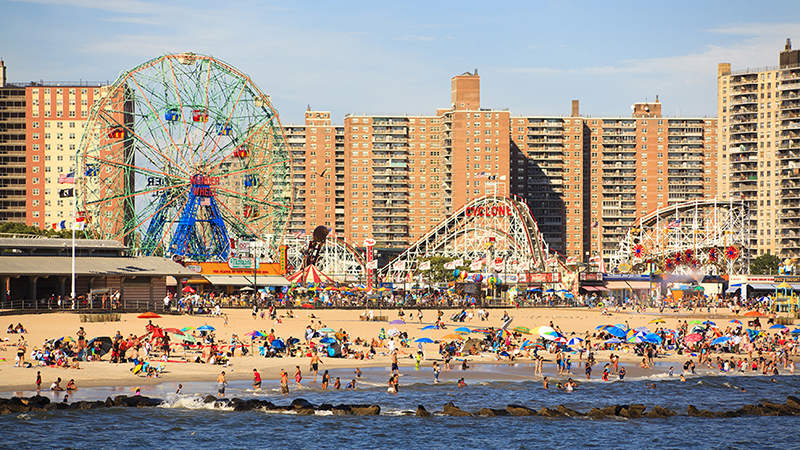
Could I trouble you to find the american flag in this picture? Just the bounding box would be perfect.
[666,219,682,229]
[475,172,487,179]
[58,172,75,184]
[292,230,304,238]
[591,221,599,228]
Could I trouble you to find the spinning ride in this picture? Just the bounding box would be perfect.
[77,53,292,261]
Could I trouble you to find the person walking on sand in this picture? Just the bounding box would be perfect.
[280,369,290,394]
[310,352,322,382]
[36,371,41,391]
[217,371,228,397]
[295,366,303,387]
[252,368,262,389]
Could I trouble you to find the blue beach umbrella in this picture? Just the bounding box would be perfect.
[644,333,662,344]
[710,336,731,346]
[196,325,215,331]
[607,326,627,338]
[422,325,438,331]
[414,338,434,343]
[319,337,337,344]
[455,327,472,334]
[769,324,787,330]
[567,337,584,347]
[605,338,623,344]
[270,339,285,348]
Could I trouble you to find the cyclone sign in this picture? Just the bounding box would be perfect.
[465,205,512,217]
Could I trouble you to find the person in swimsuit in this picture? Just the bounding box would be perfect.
[295,366,303,387]
[252,368,262,389]
[217,371,228,396]
[280,369,290,394]
[310,352,322,382]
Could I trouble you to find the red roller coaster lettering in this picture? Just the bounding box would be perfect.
[465,205,512,217]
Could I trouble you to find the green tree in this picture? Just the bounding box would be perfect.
[416,256,469,283]
[0,222,88,239]
[749,253,782,275]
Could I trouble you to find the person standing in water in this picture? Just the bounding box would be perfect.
[280,369,290,394]
[432,361,440,383]
[252,368,262,389]
[217,371,228,397]
[295,366,303,387]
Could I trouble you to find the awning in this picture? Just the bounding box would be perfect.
[605,281,652,290]
[582,286,608,291]
[725,286,741,293]
[203,275,254,286]
[748,283,777,290]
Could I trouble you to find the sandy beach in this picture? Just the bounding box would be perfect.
[0,305,793,393]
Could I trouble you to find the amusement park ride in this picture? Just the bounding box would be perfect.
[74,52,752,287]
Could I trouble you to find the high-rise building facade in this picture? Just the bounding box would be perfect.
[718,38,800,257]
[0,61,28,223]
[25,83,105,229]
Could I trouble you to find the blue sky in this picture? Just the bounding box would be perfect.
[3,0,800,123]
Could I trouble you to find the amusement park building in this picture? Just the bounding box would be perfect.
[717,39,800,258]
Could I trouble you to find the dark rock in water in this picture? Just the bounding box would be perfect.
[506,405,537,416]
[716,410,743,418]
[43,403,69,411]
[71,401,106,410]
[332,404,352,415]
[318,403,333,411]
[786,396,800,412]
[203,395,217,404]
[556,405,583,417]
[758,402,788,416]
[538,407,567,418]
[478,408,510,417]
[644,406,677,418]
[232,399,273,412]
[350,405,380,416]
[588,408,607,419]
[104,397,114,407]
[416,405,431,417]
[619,405,646,419]
[601,405,622,416]
[290,398,315,410]
[628,404,646,414]
[26,395,50,407]
[214,399,232,409]
[113,395,128,407]
[442,402,472,417]
[295,407,315,415]
[5,398,29,413]
[687,405,715,418]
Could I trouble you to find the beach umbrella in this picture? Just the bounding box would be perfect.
[512,326,532,335]
[58,336,74,343]
[137,312,161,319]
[710,336,731,346]
[703,321,716,327]
[634,326,651,333]
[688,320,703,325]
[615,324,628,330]
[648,318,666,324]
[245,330,265,338]
[180,326,195,332]
[791,329,800,335]
[162,327,185,336]
[455,327,472,334]
[415,338,434,343]
[605,338,623,344]
[87,336,113,356]
[173,333,196,343]
[319,327,335,333]
[301,304,315,309]
[595,325,612,331]
[181,285,195,294]
[537,326,557,337]
[627,332,647,343]
[422,325,438,331]
[389,319,406,325]
[442,333,465,340]
[196,325,215,332]
[684,333,703,343]
[644,333,662,344]
[567,337,584,347]
[744,311,767,317]
[769,324,787,330]
[690,325,706,333]
[730,319,743,326]
[606,326,627,338]
[271,339,285,348]
[288,338,300,345]
[320,337,337,344]
[471,328,493,334]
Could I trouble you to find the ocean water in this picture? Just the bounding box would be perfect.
[3,364,800,450]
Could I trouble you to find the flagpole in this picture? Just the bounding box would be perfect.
[71,174,76,308]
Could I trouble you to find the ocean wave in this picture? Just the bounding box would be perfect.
[157,394,233,411]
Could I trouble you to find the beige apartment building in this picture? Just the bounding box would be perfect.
[0,60,27,223]
[25,83,105,229]
[718,38,800,258]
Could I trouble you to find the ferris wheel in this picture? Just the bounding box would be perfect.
[76,52,293,261]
